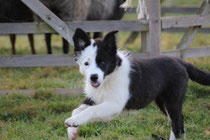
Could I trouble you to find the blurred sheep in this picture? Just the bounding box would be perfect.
[42,0,125,54]
[39,0,91,54]
[87,0,126,38]
[0,0,35,55]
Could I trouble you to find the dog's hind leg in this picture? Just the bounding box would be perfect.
[155,95,171,125]
[167,113,185,140]
[155,96,167,116]
[165,94,185,140]
[165,105,182,140]
[163,75,188,139]
[181,114,186,139]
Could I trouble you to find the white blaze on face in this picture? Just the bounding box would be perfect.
[76,39,104,87]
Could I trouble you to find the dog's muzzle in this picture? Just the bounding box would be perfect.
[90,74,100,88]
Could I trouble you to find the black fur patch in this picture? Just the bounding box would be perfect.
[126,56,189,110]
[94,31,120,76]
[73,28,90,55]
[83,97,95,106]
[125,56,210,138]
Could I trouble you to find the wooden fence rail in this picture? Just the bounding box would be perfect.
[1,22,210,35]
[1,15,210,35]
[0,0,209,68]
[127,6,199,14]
[0,20,148,35]
[1,46,210,67]
[162,15,210,28]
[163,46,210,58]
[0,55,77,67]
[0,53,150,68]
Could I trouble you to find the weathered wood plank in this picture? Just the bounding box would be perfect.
[68,20,148,32]
[182,46,210,58]
[162,15,210,29]
[0,20,149,35]
[127,7,199,14]
[2,16,210,34]
[54,88,83,96]
[162,49,181,58]
[161,7,199,14]
[0,54,77,67]
[141,31,150,52]
[139,0,150,53]
[0,88,83,96]
[0,53,150,68]
[162,28,210,34]
[162,46,210,58]
[176,27,200,49]
[2,16,210,35]
[1,21,210,35]
[0,22,55,34]
[176,1,210,50]
[148,0,161,56]
[0,47,208,68]
[21,0,74,45]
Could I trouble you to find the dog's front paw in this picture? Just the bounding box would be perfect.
[65,116,81,127]
[67,127,78,140]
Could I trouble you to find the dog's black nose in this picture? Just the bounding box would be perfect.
[90,74,98,82]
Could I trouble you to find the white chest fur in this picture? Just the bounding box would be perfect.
[84,52,131,108]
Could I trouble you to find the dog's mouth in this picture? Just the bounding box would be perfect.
[91,82,100,88]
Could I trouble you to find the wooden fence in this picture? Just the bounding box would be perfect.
[0,0,210,68]
[127,6,199,14]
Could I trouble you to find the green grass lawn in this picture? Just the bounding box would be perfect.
[0,82,209,140]
[0,0,210,139]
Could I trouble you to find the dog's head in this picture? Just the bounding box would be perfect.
[73,28,121,88]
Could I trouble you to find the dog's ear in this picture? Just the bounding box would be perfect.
[73,28,90,56]
[102,30,118,55]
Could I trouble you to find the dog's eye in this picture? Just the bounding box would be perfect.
[100,62,105,67]
[84,62,89,66]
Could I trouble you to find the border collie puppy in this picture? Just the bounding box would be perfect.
[65,28,210,140]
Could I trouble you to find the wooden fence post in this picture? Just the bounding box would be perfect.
[141,0,161,56]
[141,31,150,52]
[140,0,150,53]
[148,0,161,56]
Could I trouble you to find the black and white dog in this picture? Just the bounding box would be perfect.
[65,28,210,140]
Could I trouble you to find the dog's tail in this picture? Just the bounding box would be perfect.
[180,60,210,86]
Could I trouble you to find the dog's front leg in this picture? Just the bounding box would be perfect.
[71,104,89,116]
[66,104,90,140]
[65,101,123,127]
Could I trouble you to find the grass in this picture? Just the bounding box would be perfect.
[0,0,210,139]
[0,83,209,139]
[0,67,82,90]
